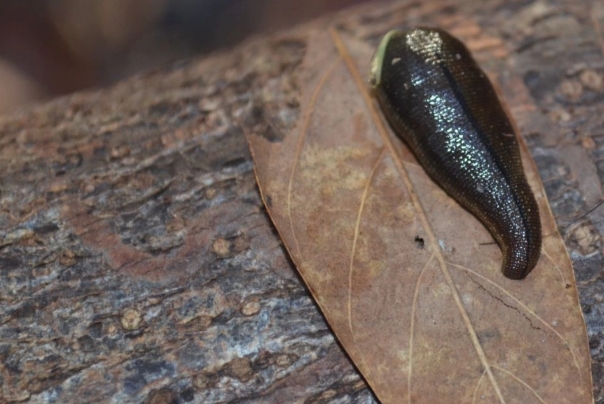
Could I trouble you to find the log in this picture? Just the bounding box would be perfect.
[1,0,603,402]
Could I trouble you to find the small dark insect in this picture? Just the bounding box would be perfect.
[414,236,425,249]
[369,28,541,280]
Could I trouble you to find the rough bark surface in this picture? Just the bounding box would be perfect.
[0,0,603,403]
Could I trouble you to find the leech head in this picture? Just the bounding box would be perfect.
[369,30,400,90]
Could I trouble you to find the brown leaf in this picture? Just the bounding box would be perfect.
[243,25,593,404]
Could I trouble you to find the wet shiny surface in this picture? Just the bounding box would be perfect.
[370,28,541,279]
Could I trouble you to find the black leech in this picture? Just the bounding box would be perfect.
[369,28,541,279]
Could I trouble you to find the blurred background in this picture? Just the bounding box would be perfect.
[0,0,367,115]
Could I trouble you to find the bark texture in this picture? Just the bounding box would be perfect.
[1,0,604,403]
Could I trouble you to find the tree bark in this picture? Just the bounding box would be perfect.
[1,0,604,403]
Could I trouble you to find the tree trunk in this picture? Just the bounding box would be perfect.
[1,0,604,403]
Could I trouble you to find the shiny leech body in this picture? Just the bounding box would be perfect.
[369,28,541,279]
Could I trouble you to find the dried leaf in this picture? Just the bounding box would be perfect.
[243,25,593,404]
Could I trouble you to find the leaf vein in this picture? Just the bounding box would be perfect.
[492,365,548,404]
[449,261,582,379]
[472,369,487,404]
[409,253,436,404]
[348,148,386,339]
[287,58,341,259]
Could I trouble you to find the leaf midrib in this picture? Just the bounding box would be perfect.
[329,27,508,404]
